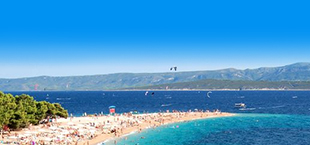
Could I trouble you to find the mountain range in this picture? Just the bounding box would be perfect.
[1,62,310,91]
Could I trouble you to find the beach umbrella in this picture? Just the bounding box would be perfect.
[89,130,96,133]
[22,133,32,137]
[24,131,38,134]
[44,138,52,141]
[60,130,70,134]
[75,124,85,127]
[49,126,58,130]
[38,129,52,132]
[56,135,65,138]
[38,129,45,132]
[58,126,66,129]
[71,126,80,129]
[87,126,96,130]
[78,129,88,132]
[9,136,18,139]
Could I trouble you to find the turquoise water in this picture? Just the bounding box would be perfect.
[6,91,310,144]
[105,114,310,145]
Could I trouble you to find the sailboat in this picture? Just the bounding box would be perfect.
[207,91,212,98]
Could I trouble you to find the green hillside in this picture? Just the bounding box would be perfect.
[1,62,310,91]
[127,79,310,90]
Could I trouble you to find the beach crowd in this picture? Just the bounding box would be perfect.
[0,109,231,145]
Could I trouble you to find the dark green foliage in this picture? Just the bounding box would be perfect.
[14,94,37,127]
[35,101,48,123]
[9,102,26,129]
[0,92,16,129]
[0,92,68,130]
[45,102,56,117]
[54,103,68,118]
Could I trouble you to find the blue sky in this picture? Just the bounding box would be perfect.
[0,0,310,78]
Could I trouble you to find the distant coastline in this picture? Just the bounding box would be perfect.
[119,88,310,91]
[5,88,310,92]
[1,62,310,91]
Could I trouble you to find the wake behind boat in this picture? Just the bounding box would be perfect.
[239,107,256,111]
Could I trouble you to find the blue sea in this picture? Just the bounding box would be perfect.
[5,91,310,145]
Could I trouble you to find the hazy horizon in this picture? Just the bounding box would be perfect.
[1,1,310,78]
[0,62,309,79]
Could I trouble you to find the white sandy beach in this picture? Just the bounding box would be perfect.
[1,110,234,145]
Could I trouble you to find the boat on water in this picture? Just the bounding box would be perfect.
[161,103,172,107]
[235,103,246,108]
[235,103,256,111]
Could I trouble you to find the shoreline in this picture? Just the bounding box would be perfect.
[5,89,310,92]
[100,112,235,145]
[85,111,235,145]
[1,111,235,145]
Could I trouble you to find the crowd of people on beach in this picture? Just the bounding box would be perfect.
[0,109,225,145]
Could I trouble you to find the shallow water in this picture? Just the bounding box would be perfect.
[6,91,310,145]
[105,114,310,145]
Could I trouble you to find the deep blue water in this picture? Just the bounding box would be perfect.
[5,91,310,145]
[5,91,310,115]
